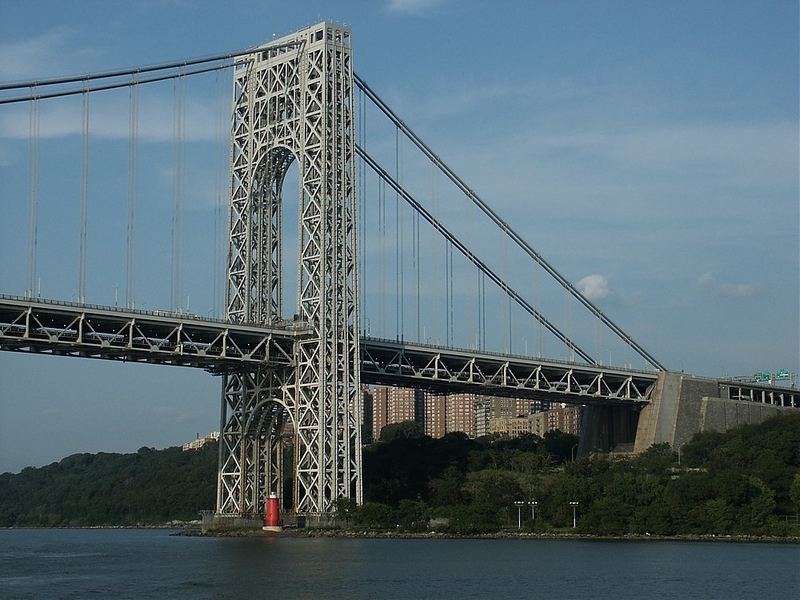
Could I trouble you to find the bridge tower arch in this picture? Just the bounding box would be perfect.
[217,22,361,519]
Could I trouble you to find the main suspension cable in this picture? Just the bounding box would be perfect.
[354,74,664,370]
[357,144,595,365]
[0,41,303,91]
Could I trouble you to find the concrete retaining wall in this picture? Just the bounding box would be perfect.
[633,372,799,452]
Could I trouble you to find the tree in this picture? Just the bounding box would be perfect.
[543,430,580,462]
[790,473,800,514]
[378,420,425,442]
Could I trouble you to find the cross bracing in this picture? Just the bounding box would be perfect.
[0,295,300,371]
[3,296,797,411]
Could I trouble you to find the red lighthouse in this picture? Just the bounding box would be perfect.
[263,494,282,532]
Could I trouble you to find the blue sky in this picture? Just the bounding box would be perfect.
[0,0,797,472]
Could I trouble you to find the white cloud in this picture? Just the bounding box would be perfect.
[577,274,610,301]
[697,272,757,298]
[0,94,219,142]
[0,29,100,80]
[388,0,446,15]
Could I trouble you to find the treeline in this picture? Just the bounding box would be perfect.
[341,415,800,536]
[2,415,799,535]
[0,444,217,526]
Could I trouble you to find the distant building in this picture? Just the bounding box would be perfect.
[489,415,535,438]
[531,404,581,437]
[445,393,477,438]
[367,386,559,442]
[423,392,447,438]
[489,404,582,439]
[361,387,374,441]
[182,431,219,451]
[476,397,549,437]
[372,386,389,439]
[475,397,492,438]
[371,386,424,440]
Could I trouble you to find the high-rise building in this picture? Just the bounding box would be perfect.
[445,393,477,438]
[367,387,553,442]
[370,386,424,440]
[475,397,492,438]
[387,387,417,424]
[530,404,581,437]
[361,387,374,441]
[372,386,389,440]
[423,392,446,438]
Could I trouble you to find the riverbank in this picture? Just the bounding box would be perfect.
[175,528,800,544]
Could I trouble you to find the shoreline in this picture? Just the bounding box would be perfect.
[3,526,797,544]
[176,528,800,544]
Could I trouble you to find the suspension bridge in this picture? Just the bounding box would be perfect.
[0,22,796,523]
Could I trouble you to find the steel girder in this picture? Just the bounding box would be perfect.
[219,23,361,518]
[360,338,659,405]
[0,296,298,371]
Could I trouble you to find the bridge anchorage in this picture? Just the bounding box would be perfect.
[1,20,797,528]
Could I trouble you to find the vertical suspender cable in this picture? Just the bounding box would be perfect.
[357,88,364,331]
[475,267,481,350]
[565,288,573,362]
[444,239,450,346]
[508,291,513,354]
[360,89,368,334]
[171,72,185,311]
[79,85,89,304]
[534,264,542,357]
[394,127,402,341]
[213,69,226,318]
[27,91,40,298]
[398,129,404,341]
[448,240,454,346]
[480,271,486,350]
[502,222,510,353]
[170,78,177,310]
[126,78,138,309]
[379,178,386,337]
[414,200,420,342]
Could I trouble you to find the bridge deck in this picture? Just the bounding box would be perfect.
[1,296,795,407]
[0,295,302,371]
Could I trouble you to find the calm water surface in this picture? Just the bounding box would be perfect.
[1,529,798,599]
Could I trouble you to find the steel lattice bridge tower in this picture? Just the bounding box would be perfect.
[0,21,797,524]
[219,23,361,518]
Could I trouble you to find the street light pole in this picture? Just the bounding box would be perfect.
[529,500,538,521]
[569,501,579,529]
[514,501,524,529]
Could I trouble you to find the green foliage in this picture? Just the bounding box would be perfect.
[0,443,217,526]
[3,414,798,536]
[790,473,800,512]
[359,414,800,536]
[378,420,425,442]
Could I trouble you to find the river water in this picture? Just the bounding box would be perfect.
[1,529,798,599]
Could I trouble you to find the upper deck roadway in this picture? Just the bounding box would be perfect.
[1,295,795,407]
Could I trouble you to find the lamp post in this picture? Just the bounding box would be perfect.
[571,444,579,462]
[569,501,579,529]
[514,501,525,529]
[529,500,538,522]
